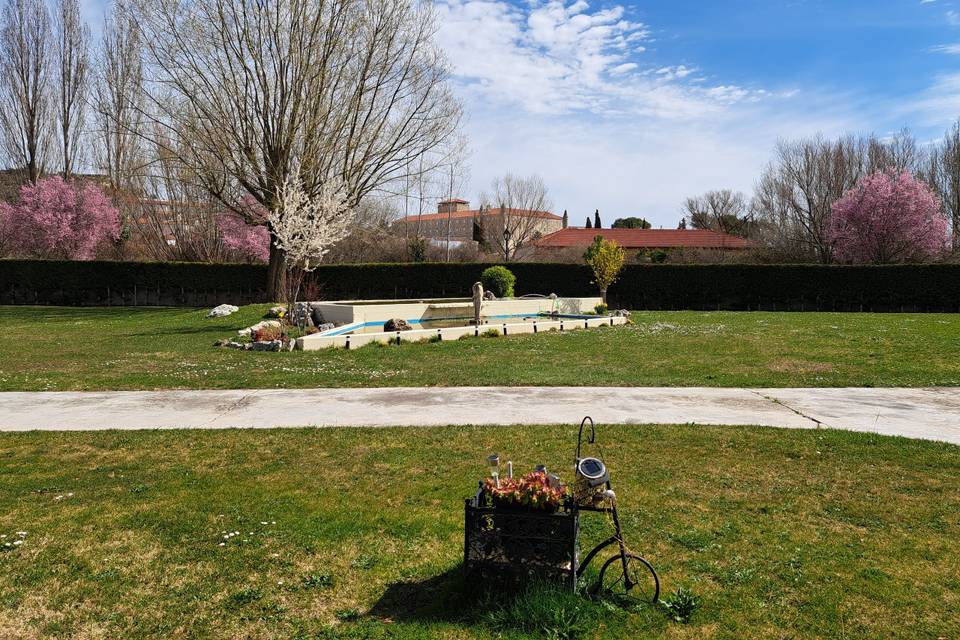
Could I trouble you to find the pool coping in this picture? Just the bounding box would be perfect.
[296,315,627,350]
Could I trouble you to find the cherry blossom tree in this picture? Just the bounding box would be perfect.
[217,213,269,263]
[0,175,119,259]
[829,170,948,264]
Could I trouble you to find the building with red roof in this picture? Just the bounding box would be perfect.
[394,199,564,247]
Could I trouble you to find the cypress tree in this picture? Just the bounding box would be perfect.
[594,209,602,229]
[586,217,592,229]
[562,209,568,228]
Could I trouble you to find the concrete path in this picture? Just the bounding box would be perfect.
[0,387,959,445]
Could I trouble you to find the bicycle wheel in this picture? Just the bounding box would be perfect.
[595,552,660,603]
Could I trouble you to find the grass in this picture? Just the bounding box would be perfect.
[1,424,958,639]
[2,305,960,390]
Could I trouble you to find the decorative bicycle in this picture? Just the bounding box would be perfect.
[463,417,659,602]
[572,417,660,603]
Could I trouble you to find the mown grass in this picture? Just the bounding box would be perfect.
[1,305,960,390]
[1,424,958,639]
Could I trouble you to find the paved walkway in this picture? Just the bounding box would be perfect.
[1,387,959,445]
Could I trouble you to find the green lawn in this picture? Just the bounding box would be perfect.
[1,305,959,390]
[1,424,958,639]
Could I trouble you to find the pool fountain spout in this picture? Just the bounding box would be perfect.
[472,281,483,326]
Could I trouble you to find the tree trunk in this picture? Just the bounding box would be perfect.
[600,287,607,304]
[267,238,286,302]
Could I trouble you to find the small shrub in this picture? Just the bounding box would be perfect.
[481,265,516,298]
[659,586,701,623]
[593,303,608,315]
[482,328,501,338]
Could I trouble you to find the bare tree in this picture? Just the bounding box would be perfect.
[52,0,89,176]
[127,129,229,261]
[132,0,462,299]
[0,0,51,182]
[94,0,143,191]
[439,135,470,261]
[927,121,960,252]
[479,173,553,261]
[682,189,754,237]
[753,135,868,263]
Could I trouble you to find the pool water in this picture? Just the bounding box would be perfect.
[342,315,546,335]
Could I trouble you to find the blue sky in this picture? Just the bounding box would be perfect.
[433,0,960,226]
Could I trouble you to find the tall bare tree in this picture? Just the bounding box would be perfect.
[683,189,754,237]
[52,0,88,176]
[132,0,462,299]
[94,0,143,191]
[927,121,960,252]
[479,173,552,261]
[0,0,51,182]
[753,135,868,263]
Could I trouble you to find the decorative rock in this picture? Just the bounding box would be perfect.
[207,304,239,318]
[251,340,283,352]
[310,306,326,327]
[315,322,335,333]
[482,291,497,301]
[383,318,412,332]
[238,320,281,337]
[289,302,315,328]
[611,309,630,317]
[265,305,287,318]
[216,340,250,350]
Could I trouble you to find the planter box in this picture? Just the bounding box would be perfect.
[464,488,579,590]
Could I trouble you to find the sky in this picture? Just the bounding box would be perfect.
[431,0,960,227]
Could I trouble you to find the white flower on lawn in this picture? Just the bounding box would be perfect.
[12,540,22,546]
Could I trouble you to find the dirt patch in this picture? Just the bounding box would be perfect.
[767,358,835,374]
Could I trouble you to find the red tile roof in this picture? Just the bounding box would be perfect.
[398,208,562,223]
[534,228,754,249]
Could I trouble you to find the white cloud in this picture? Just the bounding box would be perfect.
[435,0,767,118]
[931,43,960,53]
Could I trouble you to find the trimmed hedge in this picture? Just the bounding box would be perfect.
[1,259,959,311]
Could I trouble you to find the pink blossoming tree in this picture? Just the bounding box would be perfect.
[829,170,948,264]
[0,177,121,259]
[217,213,270,263]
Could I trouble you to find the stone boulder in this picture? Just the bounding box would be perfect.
[288,302,315,328]
[310,306,326,327]
[265,305,287,318]
[207,304,239,318]
[611,309,631,318]
[251,340,284,352]
[315,322,336,333]
[482,291,497,301]
[238,320,281,337]
[383,318,412,332]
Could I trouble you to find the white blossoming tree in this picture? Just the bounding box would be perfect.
[269,175,354,321]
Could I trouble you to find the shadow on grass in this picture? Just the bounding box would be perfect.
[368,564,645,639]
[368,564,473,625]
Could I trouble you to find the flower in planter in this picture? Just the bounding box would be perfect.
[484,471,567,511]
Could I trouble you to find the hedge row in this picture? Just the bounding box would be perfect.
[2,259,959,311]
